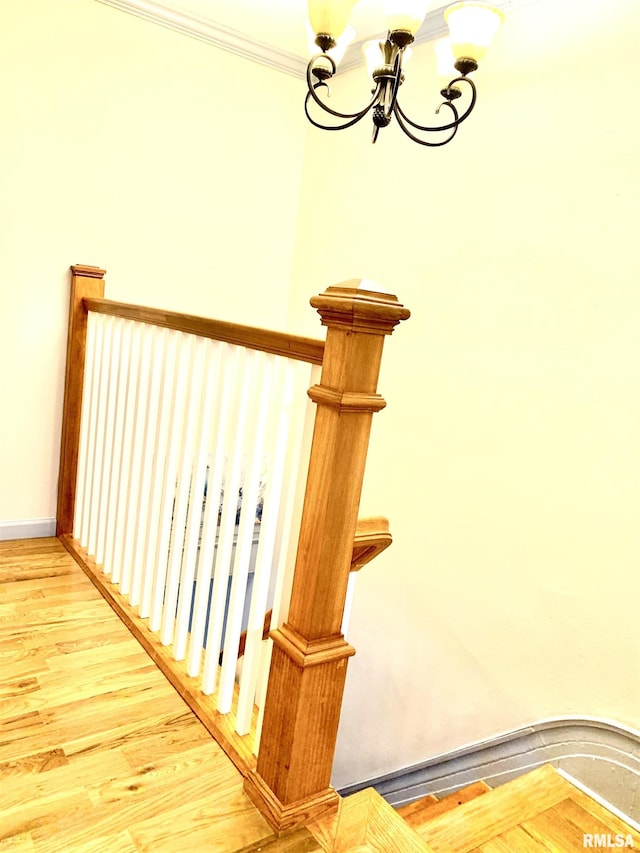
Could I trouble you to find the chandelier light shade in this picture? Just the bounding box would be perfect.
[308,0,361,42]
[445,1,505,61]
[383,0,432,37]
[305,0,505,146]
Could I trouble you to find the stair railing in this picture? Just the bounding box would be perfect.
[57,264,409,833]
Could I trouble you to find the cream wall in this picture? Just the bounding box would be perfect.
[3,0,639,794]
[285,0,640,786]
[0,0,306,522]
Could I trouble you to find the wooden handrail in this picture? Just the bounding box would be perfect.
[236,516,393,656]
[350,516,392,572]
[83,297,325,365]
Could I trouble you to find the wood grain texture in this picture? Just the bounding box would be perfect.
[234,827,324,852]
[398,781,492,827]
[251,286,410,832]
[414,765,640,853]
[83,296,325,365]
[59,534,259,777]
[350,517,392,572]
[56,265,106,536]
[0,538,273,853]
[331,788,432,852]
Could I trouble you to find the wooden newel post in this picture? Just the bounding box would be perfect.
[56,265,106,537]
[245,282,410,831]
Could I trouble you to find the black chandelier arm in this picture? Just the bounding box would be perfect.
[304,88,379,132]
[394,75,477,134]
[393,99,460,147]
[306,55,383,122]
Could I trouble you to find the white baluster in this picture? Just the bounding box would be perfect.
[201,347,256,695]
[74,311,98,541]
[132,326,165,609]
[89,314,114,560]
[149,330,182,632]
[173,338,221,661]
[79,313,105,550]
[235,356,292,733]
[218,353,274,715]
[187,341,235,678]
[160,335,196,646]
[95,316,122,566]
[111,322,143,587]
[127,324,155,605]
[103,319,132,578]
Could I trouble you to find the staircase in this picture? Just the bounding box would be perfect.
[239,764,640,852]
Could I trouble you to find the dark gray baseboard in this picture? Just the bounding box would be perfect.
[338,717,640,828]
[0,518,56,541]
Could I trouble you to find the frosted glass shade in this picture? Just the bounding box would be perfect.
[434,37,457,82]
[363,38,413,78]
[444,1,504,61]
[363,40,384,77]
[308,0,360,40]
[383,0,431,36]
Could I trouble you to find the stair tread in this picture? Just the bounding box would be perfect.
[399,781,492,828]
[396,794,439,826]
[413,765,640,853]
[310,787,433,852]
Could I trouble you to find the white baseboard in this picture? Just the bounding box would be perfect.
[0,518,57,541]
[339,717,640,827]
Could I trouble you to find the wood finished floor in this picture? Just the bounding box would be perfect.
[0,538,277,852]
[412,765,640,853]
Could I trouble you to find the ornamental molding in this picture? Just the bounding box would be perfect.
[96,0,538,79]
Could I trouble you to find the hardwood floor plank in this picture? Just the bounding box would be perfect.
[119,710,214,768]
[0,585,45,604]
[396,795,439,828]
[0,640,49,683]
[417,766,574,853]
[0,748,131,810]
[0,600,124,640]
[0,677,40,700]
[401,782,492,827]
[0,832,36,851]
[46,831,139,853]
[472,825,551,852]
[86,740,239,807]
[0,540,274,853]
[128,785,272,853]
[0,747,68,778]
[232,826,324,852]
[522,805,595,851]
[554,794,640,845]
[32,773,269,852]
[0,788,95,843]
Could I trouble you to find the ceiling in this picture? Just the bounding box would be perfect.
[97,0,528,77]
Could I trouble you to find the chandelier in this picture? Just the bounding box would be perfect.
[305,0,504,145]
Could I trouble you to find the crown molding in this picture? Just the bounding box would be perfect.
[95,0,307,78]
[96,0,540,80]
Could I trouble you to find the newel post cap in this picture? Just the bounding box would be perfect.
[310,280,410,334]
